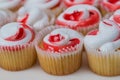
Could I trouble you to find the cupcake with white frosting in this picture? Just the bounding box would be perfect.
[24,0,63,17]
[100,0,120,16]
[0,22,37,71]
[17,7,55,32]
[56,4,101,35]
[0,0,24,12]
[0,9,17,27]
[84,19,120,76]
[35,26,84,75]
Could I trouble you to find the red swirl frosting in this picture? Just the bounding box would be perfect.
[56,5,101,29]
[101,0,120,12]
[41,28,82,53]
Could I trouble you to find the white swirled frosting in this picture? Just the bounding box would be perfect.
[0,22,34,46]
[24,0,60,9]
[84,19,120,53]
[17,7,50,31]
[0,0,22,9]
[0,9,16,27]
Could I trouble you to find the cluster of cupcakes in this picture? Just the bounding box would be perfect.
[0,0,120,77]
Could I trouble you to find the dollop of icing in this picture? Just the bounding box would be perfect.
[42,28,83,53]
[0,0,23,9]
[17,7,50,31]
[84,19,120,53]
[56,5,101,29]
[101,0,120,12]
[64,0,99,7]
[0,9,16,27]
[24,0,60,9]
[0,22,35,46]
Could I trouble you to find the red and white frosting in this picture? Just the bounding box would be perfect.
[0,22,34,46]
[63,0,99,7]
[0,0,24,10]
[101,0,120,12]
[84,19,120,53]
[110,9,120,26]
[42,28,83,53]
[0,9,16,27]
[56,5,101,29]
[17,7,50,31]
[24,0,60,9]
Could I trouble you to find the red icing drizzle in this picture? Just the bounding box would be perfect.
[43,34,80,52]
[88,29,98,35]
[113,15,120,23]
[103,20,112,26]
[102,0,120,11]
[56,10,99,29]
[19,14,29,24]
[64,0,95,7]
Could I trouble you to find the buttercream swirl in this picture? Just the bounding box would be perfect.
[56,4,101,29]
[84,19,120,53]
[0,22,34,46]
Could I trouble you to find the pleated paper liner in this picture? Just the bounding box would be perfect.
[35,26,84,75]
[85,46,120,76]
[0,42,37,71]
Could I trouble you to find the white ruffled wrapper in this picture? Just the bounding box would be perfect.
[35,26,84,75]
[84,44,120,76]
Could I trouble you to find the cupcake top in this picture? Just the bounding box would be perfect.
[84,19,120,53]
[63,0,99,7]
[56,4,101,29]
[41,28,83,53]
[0,0,23,10]
[101,0,120,12]
[110,9,120,26]
[17,7,54,31]
[0,9,16,27]
[24,0,61,9]
[0,22,35,46]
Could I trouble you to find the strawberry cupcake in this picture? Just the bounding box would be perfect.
[100,0,120,16]
[0,9,17,27]
[0,0,25,12]
[17,7,55,32]
[56,4,101,35]
[63,0,100,8]
[0,22,37,71]
[35,26,84,75]
[24,0,63,17]
[84,19,120,76]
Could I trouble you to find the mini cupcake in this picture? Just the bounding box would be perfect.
[35,26,84,75]
[24,0,63,17]
[63,0,99,8]
[110,9,120,26]
[0,0,24,12]
[56,4,101,35]
[17,7,55,32]
[100,0,120,16]
[84,19,120,76]
[0,9,17,27]
[0,22,37,71]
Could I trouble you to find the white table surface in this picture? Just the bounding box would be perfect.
[0,53,120,80]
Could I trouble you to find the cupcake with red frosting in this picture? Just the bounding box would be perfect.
[100,0,120,16]
[0,22,37,71]
[0,0,25,12]
[17,7,55,32]
[84,19,120,76]
[24,0,63,17]
[35,26,84,75]
[63,0,99,8]
[56,4,101,35]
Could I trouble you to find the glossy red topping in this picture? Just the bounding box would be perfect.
[19,14,29,24]
[64,0,95,7]
[43,34,80,52]
[56,10,99,29]
[103,20,113,26]
[113,15,120,23]
[102,0,120,11]
[88,29,98,35]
